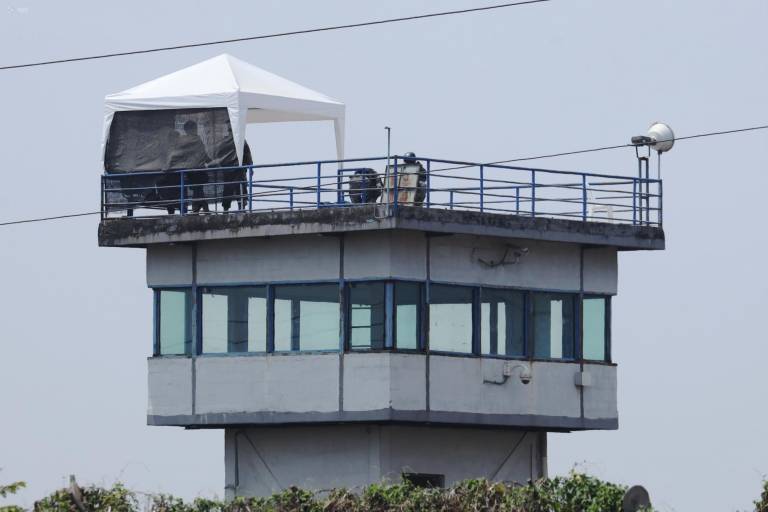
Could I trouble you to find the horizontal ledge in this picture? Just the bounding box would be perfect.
[147,409,617,431]
[99,206,664,251]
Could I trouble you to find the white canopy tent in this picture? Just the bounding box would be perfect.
[102,53,345,168]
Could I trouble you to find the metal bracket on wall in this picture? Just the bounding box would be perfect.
[472,245,529,267]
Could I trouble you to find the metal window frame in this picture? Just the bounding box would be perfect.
[581,294,612,363]
[150,281,614,363]
[154,286,194,356]
[197,285,270,355]
[529,291,579,361]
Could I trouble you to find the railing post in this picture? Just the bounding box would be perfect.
[100,175,105,220]
[337,168,343,205]
[515,187,520,215]
[180,170,186,215]
[581,174,587,221]
[317,162,322,208]
[479,165,484,213]
[658,179,663,226]
[632,179,637,225]
[393,157,399,213]
[450,190,454,210]
[530,169,536,217]
[290,187,294,211]
[248,166,253,213]
[426,159,431,208]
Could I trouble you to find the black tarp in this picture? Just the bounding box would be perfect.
[103,108,243,211]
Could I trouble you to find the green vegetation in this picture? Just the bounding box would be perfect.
[2,472,766,511]
[755,479,768,512]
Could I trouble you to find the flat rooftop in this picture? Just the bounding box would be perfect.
[98,155,664,250]
[98,205,664,250]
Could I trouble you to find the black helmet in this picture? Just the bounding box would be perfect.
[403,152,417,164]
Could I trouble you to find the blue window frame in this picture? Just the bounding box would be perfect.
[480,287,526,358]
[531,292,576,360]
[152,281,608,362]
[582,295,610,362]
[200,286,268,354]
[155,288,193,356]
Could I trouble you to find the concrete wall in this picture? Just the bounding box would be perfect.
[147,353,617,430]
[146,245,193,287]
[198,236,340,284]
[145,232,618,295]
[224,425,546,498]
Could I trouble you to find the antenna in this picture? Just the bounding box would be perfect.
[632,122,675,180]
[384,127,392,217]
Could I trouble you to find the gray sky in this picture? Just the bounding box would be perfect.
[1,1,766,510]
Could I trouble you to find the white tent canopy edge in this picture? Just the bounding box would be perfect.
[102,53,345,168]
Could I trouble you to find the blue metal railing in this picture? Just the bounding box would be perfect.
[100,155,663,227]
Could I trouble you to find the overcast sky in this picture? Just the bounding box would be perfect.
[1,1,766,510]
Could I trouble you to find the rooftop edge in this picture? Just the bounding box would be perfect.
[98,206,665,251]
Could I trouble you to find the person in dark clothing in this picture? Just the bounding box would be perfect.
[169,120,211,213]
[209,127,252,212]
[159,130,182,214]
[222,141,252,211]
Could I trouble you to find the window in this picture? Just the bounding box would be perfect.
[582,296,609,361]
[481,288,525,357]
[395,282,421,350]
[532,293,575,359]
[157,289,192,355]
[429,284,474,353]
[274,284,339,351]
[201,287,267,353]
[402,473,445,488]
[348,282,386,350]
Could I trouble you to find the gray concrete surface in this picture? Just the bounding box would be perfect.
[146,231,618,295]
[224,425,546,498]
[147,353,617,430]
[99,206,665,250]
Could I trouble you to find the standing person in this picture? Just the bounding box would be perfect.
[211,126,252,212]
[169,120,211,213]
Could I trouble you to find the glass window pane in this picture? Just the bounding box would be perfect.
[158,289,192,355]
[481,289,525,357]
[429,284,473,353]
[201,287,267,354]
[395,282,421,350]
[583,297,607,361]
[532,293,575,359]
[274,284,339,351]
[349,282,386,350]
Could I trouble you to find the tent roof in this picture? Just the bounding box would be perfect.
[102,54,345,166]
[105,53,344,113]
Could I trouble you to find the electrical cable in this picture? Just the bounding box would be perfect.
[0,123,765,227]
[0,0,550,71]
[433,124,768,171]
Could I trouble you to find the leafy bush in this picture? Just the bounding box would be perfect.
[12,472,640,511]
[755,479,768,512]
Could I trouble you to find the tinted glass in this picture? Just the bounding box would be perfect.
[158,289,192,355]
[201,287,267,353]
[582,297,608,361]
[532,293,575,359]
[348,282,386,350]
[395,282,421,350]
[274,284,339,351]
[481,288,525,357]
[429,284,473,353]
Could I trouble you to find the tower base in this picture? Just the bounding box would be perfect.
[225,424,546,498]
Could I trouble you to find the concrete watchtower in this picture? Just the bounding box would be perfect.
[98,57,665,498]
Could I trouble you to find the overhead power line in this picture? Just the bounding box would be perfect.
[0,123,765,228]
[434,124,768,171]
[0,0,550,71]
[0,211,101,226]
